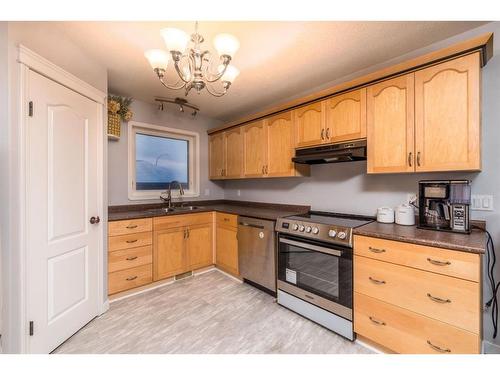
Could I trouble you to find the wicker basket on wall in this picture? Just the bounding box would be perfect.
[107,112,121,139]
[107,95,133,140]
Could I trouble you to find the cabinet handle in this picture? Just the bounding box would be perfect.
[408,152,412,167]
[187,229,190,238]
[321,129,325,140]
[427,340,451,353]
[369,276,386,285]
[427,258,451,266]
[417,152,421,166]
[126,239,138,243]
[265,165,268,174]
[369,316,386,326]
[262,166,265,174]
[224,218,230,222]
[126,276,138,281]
[427,293,451,304]
[126,224,138,229]
[183,229,187,239]
[326,128,330,139]
[368,246,386,254]
[126,256,138,261]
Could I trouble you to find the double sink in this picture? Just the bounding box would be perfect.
[143,205,202,216]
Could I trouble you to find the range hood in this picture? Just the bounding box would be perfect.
[292,140,367,165]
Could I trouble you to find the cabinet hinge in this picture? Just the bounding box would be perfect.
[29,321,34,336]
[28,101,33,117]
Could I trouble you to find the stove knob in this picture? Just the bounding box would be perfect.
[312,227,319,234]
[305,226,312,233]
[292,224,299,231]
[298,225,305,232]
[337,231,347,240]
[328,229,337,238]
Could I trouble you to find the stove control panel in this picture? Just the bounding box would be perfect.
[276,219,353,246]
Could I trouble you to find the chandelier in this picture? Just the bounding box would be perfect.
[145,22,240,97]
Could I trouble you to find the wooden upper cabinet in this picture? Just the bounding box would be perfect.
[414,53,481,172]
[224,127,243,178]
[294,101,326,148]
[265,111,295,177]
[209,133,225,179]
[325,88,367,143]
[367,74,415,174]
[243,120,267,177]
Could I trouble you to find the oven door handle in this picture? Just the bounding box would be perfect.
[279,238,342,257]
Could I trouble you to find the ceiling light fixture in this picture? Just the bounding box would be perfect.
[155,97,200,117]
[145,22,240,97]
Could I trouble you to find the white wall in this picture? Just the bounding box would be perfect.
[223,22,500,350]
[107,99,225,206]
[0,22,108,353]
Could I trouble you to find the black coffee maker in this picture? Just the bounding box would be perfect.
[418,180,471,234]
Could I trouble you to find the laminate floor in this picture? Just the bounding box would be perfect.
[54,270,373,354]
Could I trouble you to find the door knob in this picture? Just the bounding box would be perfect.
[89,216,100,224]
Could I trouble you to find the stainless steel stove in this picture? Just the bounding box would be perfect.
[275,212,373,341]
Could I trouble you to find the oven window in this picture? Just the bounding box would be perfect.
[278,238,352,307]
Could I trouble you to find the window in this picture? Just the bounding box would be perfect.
[128,121,199,200]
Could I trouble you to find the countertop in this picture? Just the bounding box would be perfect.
[108,200,310,222]
[353,221,487,254]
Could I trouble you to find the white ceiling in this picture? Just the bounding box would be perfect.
[57,21,487,122]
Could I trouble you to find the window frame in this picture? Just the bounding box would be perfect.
[128,121,200,200]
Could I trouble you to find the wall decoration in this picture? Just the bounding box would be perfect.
[107,95,133,140]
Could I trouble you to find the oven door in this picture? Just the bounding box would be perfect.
[277,234,352,320]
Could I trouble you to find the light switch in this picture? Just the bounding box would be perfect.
[471,195,494,211]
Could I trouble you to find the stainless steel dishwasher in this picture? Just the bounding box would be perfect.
[238,216,276,295]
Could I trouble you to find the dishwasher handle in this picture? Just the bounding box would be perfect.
[238,221,265,230]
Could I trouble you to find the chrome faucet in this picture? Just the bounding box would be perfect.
[160,180,184,209]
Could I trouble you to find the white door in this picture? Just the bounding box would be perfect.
[26,70,101,353]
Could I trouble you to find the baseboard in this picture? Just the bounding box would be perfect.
[483,340,500,354]
[99,299,110,315]
[355,336,389,354]
[215,267,243,283]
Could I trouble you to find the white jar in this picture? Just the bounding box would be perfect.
[377,207,395,223]
[395,204,415,226]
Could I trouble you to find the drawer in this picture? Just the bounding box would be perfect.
[108,246,152,273]
[354,255,480,333]
[354,293,480,354]
[108,231,152,252]
[154,212,213,231]
[108,264,152,295]
[354,235,480,282]
[108,218,152,236]
[216,212,238,228]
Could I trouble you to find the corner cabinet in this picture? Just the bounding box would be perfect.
[368,52,481,174]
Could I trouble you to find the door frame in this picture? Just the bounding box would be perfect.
[17,45,107,353]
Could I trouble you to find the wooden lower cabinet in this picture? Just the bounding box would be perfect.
[215,213,239,276]
[108,264,153,295]
[355,293,480,354]
[154,226,188,280]
[188,223,214,270]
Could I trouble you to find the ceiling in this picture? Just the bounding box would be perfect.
[57,21,488,122]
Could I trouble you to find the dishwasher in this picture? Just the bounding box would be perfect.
[238,216,276,295]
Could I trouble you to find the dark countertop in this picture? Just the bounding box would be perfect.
[108,200,310,222]
[353,221,486,254]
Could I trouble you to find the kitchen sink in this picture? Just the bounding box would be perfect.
[164,206,200,212]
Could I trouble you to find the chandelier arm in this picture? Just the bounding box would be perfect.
[204,54,231,83]
[172,53,192,83]
[158,75,186,90]
[205,82,228,97]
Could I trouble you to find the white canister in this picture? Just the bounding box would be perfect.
[395,204,415,226]
[377,207,395,223]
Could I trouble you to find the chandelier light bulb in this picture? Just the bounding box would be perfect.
[219,64,240,83]
[144,49,169,70]
[161,28,190,53]
[213,33,240,58]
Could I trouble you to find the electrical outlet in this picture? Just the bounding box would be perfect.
[237,189,241,197]
[471,195,494,211]
[204,188,210,196]
[406,193,417,205]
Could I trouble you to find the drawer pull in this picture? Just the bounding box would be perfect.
[427,258,451,266]
[126,224,138,229]
[369,276,386,285]
[369,316,386,326]
[126,239,138,243]
[427,293,451,304]
[427,340,451,353]
[368,246,386,254]
[126,256,138,261]
[126,276,138,281]
[224,218,230,222]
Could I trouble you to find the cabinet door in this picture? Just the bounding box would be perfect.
[154,226,187,280]
[367,74,415,174]
[243,120,267,177]
[224,127,243,179]
[188,223,213,270]
[265,111,295,177]
[216,225,239,276]
[294,101,326,148]
[415,53,480,172]
[325,88,367,143]
[209,133,225,179]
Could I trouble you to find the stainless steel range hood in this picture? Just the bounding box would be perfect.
[292,140,367,165]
